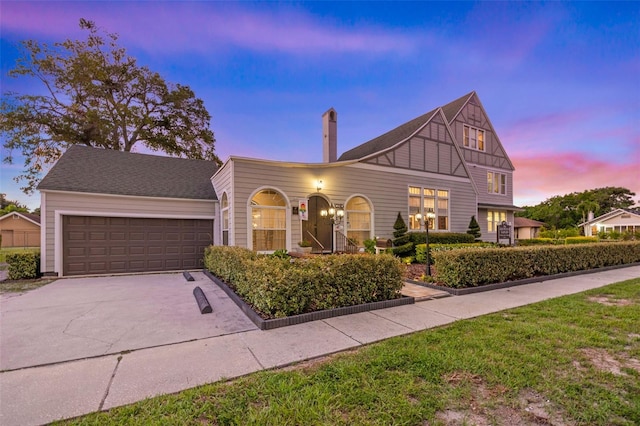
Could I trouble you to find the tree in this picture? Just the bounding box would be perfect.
[466,215,481,241]
[517,187,636,229]
[1,19,221,193]
[0,203,29,216]
[391,212,413,256]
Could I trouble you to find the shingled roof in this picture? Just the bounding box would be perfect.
[37,145,218,200]
[338,91,475,161]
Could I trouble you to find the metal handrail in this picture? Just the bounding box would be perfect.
[305,230,325,250]
[335,230,358,254]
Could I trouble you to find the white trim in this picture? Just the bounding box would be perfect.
[0,211,41,227]
[53,210,216,277]
[347,161,471,184]
[39,189,217,204]
[40,192,46,273]
[344,193,375,241]
[246,186,291,253]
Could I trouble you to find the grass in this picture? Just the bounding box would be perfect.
[0,246,40,263]
[0,278,56,293]
[61,278,639,425]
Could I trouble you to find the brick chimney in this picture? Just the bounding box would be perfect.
[322,108,337,163]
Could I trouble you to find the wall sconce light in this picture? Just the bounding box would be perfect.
[321,204,344,224]
[316,179,324,192]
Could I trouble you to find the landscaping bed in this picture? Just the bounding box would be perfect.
[203,246,408,329]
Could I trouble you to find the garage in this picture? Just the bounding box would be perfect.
[63,216,213,276]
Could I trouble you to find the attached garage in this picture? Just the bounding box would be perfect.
[38,146,219,277]
[63,216,213,276]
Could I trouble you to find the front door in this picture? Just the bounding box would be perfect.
[302,196,332,253]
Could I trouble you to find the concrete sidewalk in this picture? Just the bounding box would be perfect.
[1,265,638,426]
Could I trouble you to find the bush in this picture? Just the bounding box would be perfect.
[6,251,40,280]
[363,238,377,254]
[415,242,497,264]
[565,236,599,245]
[539,227,580,239]
[204,246,404,318]
[409,232,475,245]
[517,238,559,246]
[433,241,640,288]
[391,242,413,256]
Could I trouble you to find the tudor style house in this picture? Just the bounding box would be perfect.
[38,91,518,276]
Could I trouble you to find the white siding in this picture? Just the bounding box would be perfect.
[229,159,477,247]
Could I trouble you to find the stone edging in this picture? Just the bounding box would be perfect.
[407,262,640,296]
[203,270,414,330]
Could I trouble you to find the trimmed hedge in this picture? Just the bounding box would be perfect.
[204,246,404,318]
[409,232,475,245]
[6,252,40,280]
[433,241,640,288]
[415,242,497,264]
[516,238,558,246]
[565,236,599,244]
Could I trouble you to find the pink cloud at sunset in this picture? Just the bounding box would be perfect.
[512,150,640,206]
[1,2,415,56]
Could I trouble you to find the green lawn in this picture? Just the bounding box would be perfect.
[63,279,640,425]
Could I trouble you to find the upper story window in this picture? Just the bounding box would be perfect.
[487,171,507,195]
[463,125,485,151]
[408,186,449,231]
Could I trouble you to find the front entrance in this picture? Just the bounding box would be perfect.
[302,196,332,253]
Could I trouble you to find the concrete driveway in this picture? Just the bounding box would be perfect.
[0,272,257,371]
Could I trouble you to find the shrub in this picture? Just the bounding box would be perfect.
[392,212,411,247]
[409,232,475,245]
[363,238,377,254]
[565,236,599,245]
[539,227,580,239]
[204,246,404,318]
[415,242,497,264]
[466,216,481,240]
[434,241,640,288]
[391,242,413,256]
[516,238,558,246]
[6,251,40,280]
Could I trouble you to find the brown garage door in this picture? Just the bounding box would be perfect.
[63,216,213,276]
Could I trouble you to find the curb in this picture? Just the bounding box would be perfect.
[407,262,640,296]
[203,270,414,330]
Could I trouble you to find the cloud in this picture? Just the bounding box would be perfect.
[0,2,416,56]
[512,150,640,206]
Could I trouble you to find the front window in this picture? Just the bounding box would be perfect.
[487,210,506,232]
[251,189,286,252]
[409,186,449,231]
[487,171,507,195]
[346,196,371,244]
[221,193,229,245]
[463,125,485,151]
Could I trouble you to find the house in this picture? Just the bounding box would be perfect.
[514,217,546,240]
[38,91,518,276]
[579,208,640,236]
[0,212,41,248]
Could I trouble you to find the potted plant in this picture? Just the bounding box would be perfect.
[297,240,313,254]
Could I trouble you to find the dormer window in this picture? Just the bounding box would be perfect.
[463,125,485,151]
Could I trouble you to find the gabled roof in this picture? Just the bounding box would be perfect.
[0,211,41,226]
[578,208,640,227]
[337,91,476,162]
[338,108,439,161]
[37,145,219,200]
[514,217,546,228]
[441,91,475,123]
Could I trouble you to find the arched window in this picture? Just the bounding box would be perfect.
[251,189,287,252]
[346,196,371,245]
[221,193,229,246]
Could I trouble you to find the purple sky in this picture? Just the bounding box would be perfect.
[1,1,639,211]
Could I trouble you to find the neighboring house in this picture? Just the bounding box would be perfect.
[579,208,640,236]
[0,212,41,248]
[39,91,519,277]
[514,217,546,240]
